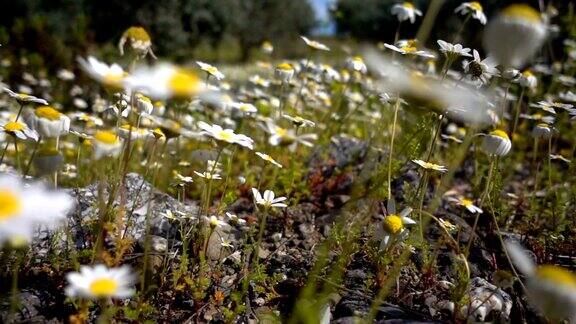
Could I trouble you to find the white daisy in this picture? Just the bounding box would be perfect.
[437,40,473,58]
[198,121,254,149]
[251,188,288,209]
[463,50,498,84]
[30,106,71,139]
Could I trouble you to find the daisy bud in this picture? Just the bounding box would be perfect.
[118,26,156,59]
[275,63,295,84]
[531,123,553,139]
[31,106,70,139]
[93,130,122,159]
[134,93,154,115]
[481,130,512,156]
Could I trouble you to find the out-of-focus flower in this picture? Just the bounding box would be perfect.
[412,159,448,172]
[197,61,225,80]
[275,63,295,83]
[3,88,48,106]
[437,40,473,59]
[391,2,422,24]
[198,121,254,149]
[531,123,553,139]
[134,93,154,115]
[124,64,202,100]
[261,41,274,54]
[204,215,227,229]
[447,196,483,214]
[78,56,127,89]
[225,212,246,227]
[345,56,367,73]
[282,114,315,128]
[264,122,317,151]
[365,49,497,125]
[455,2,487,25]
[383,40,436,58]
[301,36,330,51]
[506,241,576,321]
[255,152,282,168]
[2,121,38,141]
[194,171,222,180]
[0,174,74,243]
[481,130,512,156]
[65,264,135,299]
[57,69,75,81]
[517,70,538,89]
[483,4,547,68]
[118,26,156,59]
[230,102,257,115]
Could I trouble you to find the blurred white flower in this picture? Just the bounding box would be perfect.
[391,2,422,24]
[66,264,136,299]
[483,4,547,68]
[0,174,74,243]
[455,2,487,25]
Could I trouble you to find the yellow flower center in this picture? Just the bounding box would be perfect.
[217,130,235,142]
[502,4,541,23]
[206,66,218,75]
[136,94,152,104]
[0,189,21,221]
[522,70,534,78]
[124,26,151,41]
[402,46,418,53]
[89,278,119,297]
[469,2,483,12]
[461,198,473,207]
[383,215,404,234]
[168,69,200,97]
[94,131,118,145]
[103,73,125,87]
[35,106,62,121]
[536,265,576,288]
[276,128,288,137]
[490,130,510,140]
[277,63,293,71]
[403,2,415,9]
[4,121,25,132]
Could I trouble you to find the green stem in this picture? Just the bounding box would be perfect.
[466,157,495,254]
[511,89,525,138]
[387,99,401,198]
